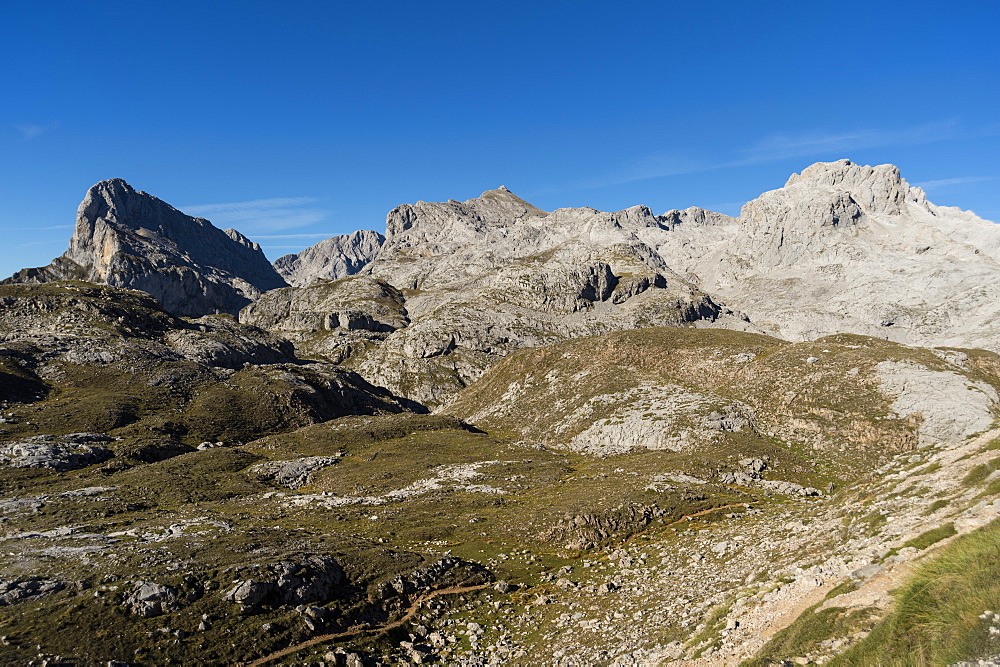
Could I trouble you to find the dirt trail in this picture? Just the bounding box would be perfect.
[684,427,1000,665]
[246,582,491,666]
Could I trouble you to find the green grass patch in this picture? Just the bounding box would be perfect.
[919,462,942,476]
[824,579,859,601]
[902,523,957,552]
[747,603,879,665]
[981,478,1000,499]
[830,518,1000,666]
[925,499,949,514]
[963,456,1000,487]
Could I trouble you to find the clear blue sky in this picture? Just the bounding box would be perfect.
[2,0,998,278]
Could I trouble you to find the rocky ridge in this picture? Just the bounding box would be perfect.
[3,179,288,317]
[274,229,385,287]
[243,187,737,406]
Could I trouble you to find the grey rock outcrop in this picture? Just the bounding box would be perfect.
[0,579,66,605]
[3,179,288,316]
[876,360,998,444]
[0,434,114,471]
[0,282,296,370]
[164,315,297,369]
[273,230,385,287]
[123,581,179,617]
[240,276,408,365]
[250,455,341,489]
[222,556,345,608]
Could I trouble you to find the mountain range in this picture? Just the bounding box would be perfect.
[1,160,998,665]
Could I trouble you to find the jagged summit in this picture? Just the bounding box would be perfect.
[664,159,1000,349]
[273,229,385,287]
[778,158,928,217]
[385,185,547,245]
[4,178,287,317]
[470,184,543,210]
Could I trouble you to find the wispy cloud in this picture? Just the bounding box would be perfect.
[0,225,73,231]
[737,120,957,165]
[253,232,337,240]
[914,176,998,189]
[183,197,320,216]
[14,121,59,140]
[588,120,961,190]
[180,197,329,233]
[20,239,68,247]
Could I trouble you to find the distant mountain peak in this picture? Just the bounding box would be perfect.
[273,230,385,287]
[3,179,287,316]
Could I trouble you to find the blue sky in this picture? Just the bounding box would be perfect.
[1,0,998,278]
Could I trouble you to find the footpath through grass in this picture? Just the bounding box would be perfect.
[830,517,1000,666]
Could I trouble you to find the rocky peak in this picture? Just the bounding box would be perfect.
[782,159,927,217]
[223,227,264,251]
[736,160,939,254]
[658,207,737,231]
[383,186,546,248]
[273,230,385,287]
[4,179,287,317]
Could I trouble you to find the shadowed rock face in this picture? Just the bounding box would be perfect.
[3,179,287,316]
[273,230,385,287]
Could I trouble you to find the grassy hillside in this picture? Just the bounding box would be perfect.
[448,327,999,478]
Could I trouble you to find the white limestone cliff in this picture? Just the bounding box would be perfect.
[4,179,288,316]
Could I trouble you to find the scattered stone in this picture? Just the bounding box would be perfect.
[122,581,179,618]
[0,579,65,606]
[222,556,345,608]
[250,456,342,489]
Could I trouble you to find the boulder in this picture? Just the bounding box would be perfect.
[123,581,179,617]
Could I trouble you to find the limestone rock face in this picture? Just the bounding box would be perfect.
[3,179,287,316]
[240,277,409,367]
[273,230,385,287]
[244,187,733,407]
[669,160,1000,351]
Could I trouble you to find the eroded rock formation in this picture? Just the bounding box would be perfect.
[3,179,287,316]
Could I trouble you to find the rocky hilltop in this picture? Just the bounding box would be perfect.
[273,229,385,287]
[3,179,288,317]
